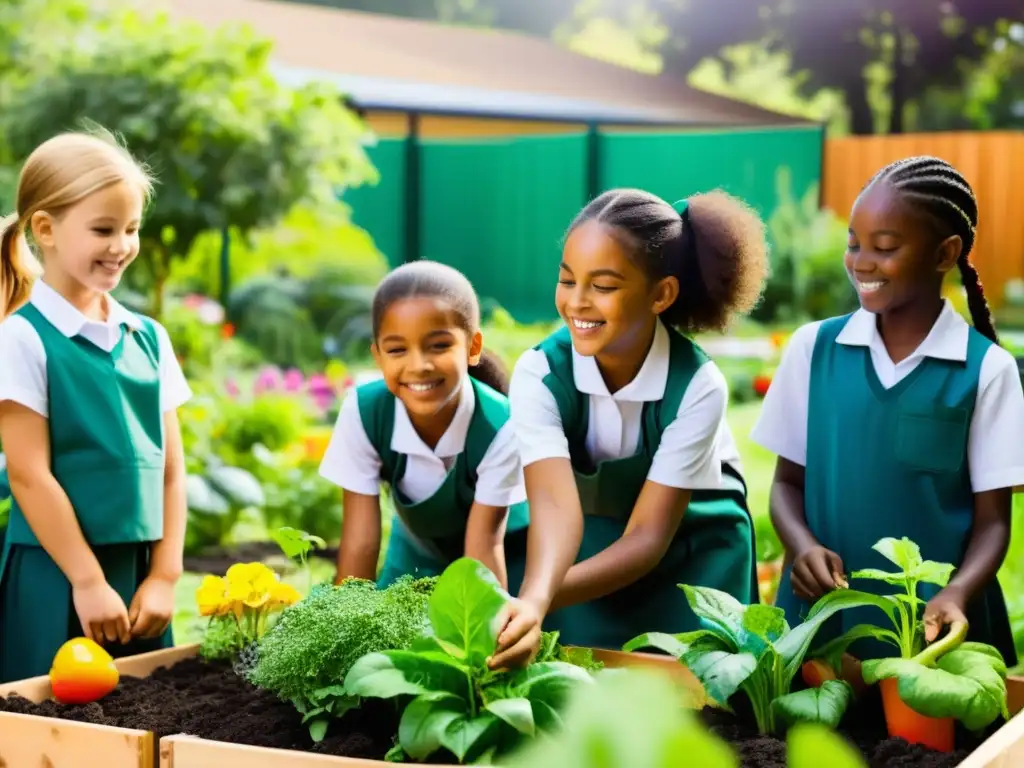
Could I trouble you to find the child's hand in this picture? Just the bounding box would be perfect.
[127,576,176,640]
[72,579,131,645]
[487,598,543,671]
[791,545,846,601]
[923,586,968,643]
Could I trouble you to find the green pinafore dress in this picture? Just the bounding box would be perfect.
[775,315,1017,664]
[0,304,173,683]
[537,327,758,650]
[356,378,530,592]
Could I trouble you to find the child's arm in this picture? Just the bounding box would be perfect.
[464,503,509,588]
[466,421,527,589]
[129,408,187,639]
[924,344,1024,640]
[0,402,130,643]
[319,392,384,583]
[337,491,382,582]
[751,322,842,598]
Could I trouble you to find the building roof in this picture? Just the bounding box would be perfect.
[162,0,812,126]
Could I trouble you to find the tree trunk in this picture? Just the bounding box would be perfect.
[847,76,875,135]
[888,28,906,135]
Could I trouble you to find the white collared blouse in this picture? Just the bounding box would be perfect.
[0,280,192,418]
[508,320,744,491]
[751,301,1024,493]
[319,374,527,509]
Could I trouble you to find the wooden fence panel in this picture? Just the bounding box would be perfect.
[823,132,1024,305]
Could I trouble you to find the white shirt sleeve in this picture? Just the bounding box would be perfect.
[0,316,48,417]
[319,391,383,496]
[969,345,1024,492]
[749,320,822,467]
[508,348,571,467]
[473,421,527,508]
[647,362,727,490]
[153,321,192,413]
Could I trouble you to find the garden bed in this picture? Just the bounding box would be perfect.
[183,542,338,575]
[1,644,1023,767]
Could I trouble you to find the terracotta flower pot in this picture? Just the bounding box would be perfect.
[879,677,954,752]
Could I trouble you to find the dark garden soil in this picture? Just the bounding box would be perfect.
[0,656,400,761]
[183,542,338,576]
[0,657,998,766]
[700,684,987,768]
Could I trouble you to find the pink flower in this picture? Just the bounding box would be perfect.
[254,366,283,395]
[283,368,305,392]
[224,378,240,398]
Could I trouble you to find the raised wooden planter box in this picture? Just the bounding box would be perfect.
[0,644,697,768]
[0,644,198,768]
[4,643,1024,767]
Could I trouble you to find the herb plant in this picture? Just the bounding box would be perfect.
[273,525,327,594]
[345,558,595,764]
[624,585,880,735]
[246,575,435,742]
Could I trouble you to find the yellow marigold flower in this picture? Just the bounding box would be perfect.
[196,575,227,617]
[269,582,301,607]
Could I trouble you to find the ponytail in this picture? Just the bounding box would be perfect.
[468,348,510,395]
[0,214,39,320]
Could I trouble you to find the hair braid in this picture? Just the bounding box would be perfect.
[869,156,998,344]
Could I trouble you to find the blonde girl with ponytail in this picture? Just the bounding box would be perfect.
[0,132,191,682]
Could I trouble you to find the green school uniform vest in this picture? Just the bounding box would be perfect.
[536,326,757,650]
[775,314,1016,663]
[0,305,172,683]
[356,377,529,587]
[5,304,165,547]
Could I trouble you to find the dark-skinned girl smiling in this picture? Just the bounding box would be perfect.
[752,156,1024,665]
[489,187,769,667]
[319,261,529,592]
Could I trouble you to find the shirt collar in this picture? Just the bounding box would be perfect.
[391,375,475,459]
[570,319,670,401]
[835,300,969,363]
[30,280,142,337]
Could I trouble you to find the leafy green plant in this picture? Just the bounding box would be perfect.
[862,621,1009,733]
[273,525,327,594]
[624,585,881,734]
[257,450,344,546]
[245,575,436,743]
[810,537,955,664]
[344,558,595,764]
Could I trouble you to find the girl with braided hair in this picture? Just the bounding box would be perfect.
[753,156,1024,664]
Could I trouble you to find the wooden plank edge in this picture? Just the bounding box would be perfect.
[160,736,394,767]
[0,710,154,768]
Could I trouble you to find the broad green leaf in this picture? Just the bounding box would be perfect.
[384,743,406,762]
[440,712,500,763]
[742,604,787,643]
[207,465,265,507]
[399,693,466,761]
[186,473,229,515]
[787,723,866,768]
[811,624,901,671]
[273,526,326,560]
[685,649,759,706]
[913,560,954,587]
[873,537,922,573]
[344,651,469,700]
[772,679,853,728]
[681,585,746,649]
[862,648,1008,731]
[308,717,329,743]
[485,697,535,736]
[622,630,727,658]
[849,567,906,586]
[530,699,563,732]
[779,589,896,682]
[507,661,594,709]
[429,558,511,666]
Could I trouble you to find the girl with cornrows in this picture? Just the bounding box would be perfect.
[753,156,1024,664]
